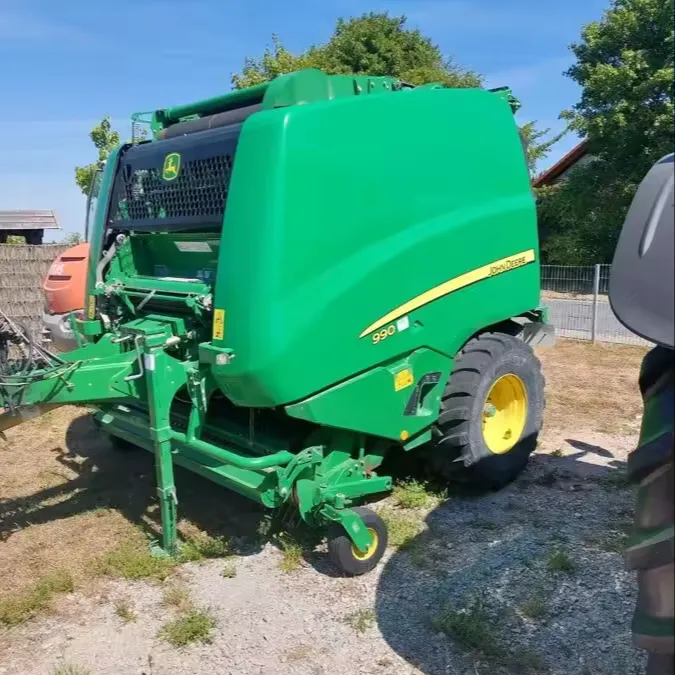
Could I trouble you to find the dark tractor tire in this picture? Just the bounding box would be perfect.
[428,331,545,490]
[327,507,388,576]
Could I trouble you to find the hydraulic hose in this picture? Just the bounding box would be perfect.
[158,104,261,139]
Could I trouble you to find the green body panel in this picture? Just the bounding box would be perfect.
[212,85,538,407]
[285,348,453,442]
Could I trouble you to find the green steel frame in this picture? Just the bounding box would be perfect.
[0,313,392,555]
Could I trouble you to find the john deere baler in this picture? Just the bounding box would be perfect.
[0,69,553,575]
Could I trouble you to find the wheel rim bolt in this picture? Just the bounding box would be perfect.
[484,403,497,417]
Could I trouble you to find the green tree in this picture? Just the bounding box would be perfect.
[538,0,674,264]
[74,116,120,197]
[232,12,482,89]
[232,35,313,89]
[60,232,84,246]
[536,161,636,264]
[563,0,674,174]
[520,121,567,178]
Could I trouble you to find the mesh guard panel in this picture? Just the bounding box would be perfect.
[107,124,240,232]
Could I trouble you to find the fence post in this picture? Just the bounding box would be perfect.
[591,264,600,344]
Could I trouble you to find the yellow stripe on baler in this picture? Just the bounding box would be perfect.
[359,249,536,338]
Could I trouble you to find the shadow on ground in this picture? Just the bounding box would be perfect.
[373,447,639,675]
[0,412,270,554]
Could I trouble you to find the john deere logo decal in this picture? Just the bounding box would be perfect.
[162,152,181,181]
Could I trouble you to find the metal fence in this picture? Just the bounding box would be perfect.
[541,264,651,347]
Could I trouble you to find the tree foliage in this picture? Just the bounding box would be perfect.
[4,231,83,246]
[232,12,482,89]
[61,232,84,246]
[538,0,674,264]
[562,0,674,174]
[74,116,120,197]
[520,122,567,178]
[536,161,637,264]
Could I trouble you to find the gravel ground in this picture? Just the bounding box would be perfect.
[0,429,645,675]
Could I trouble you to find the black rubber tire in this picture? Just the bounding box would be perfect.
[428,331,545,490]
[327,507,388,576]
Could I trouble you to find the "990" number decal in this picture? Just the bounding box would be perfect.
[372,324,396,344]
[370,315,411,345]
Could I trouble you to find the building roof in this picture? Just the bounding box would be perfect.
[532,139,590,188]
[0,210,60,231]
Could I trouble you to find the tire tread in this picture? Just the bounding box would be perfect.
[428,331,545,489]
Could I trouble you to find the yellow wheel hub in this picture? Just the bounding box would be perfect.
[352,528,379,561]
[482,373,528,454]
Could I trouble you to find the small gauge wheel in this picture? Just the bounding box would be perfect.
[327,507,388,576]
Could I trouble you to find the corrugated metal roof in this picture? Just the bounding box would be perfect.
[0,210,61,231]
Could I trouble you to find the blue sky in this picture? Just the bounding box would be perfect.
[0,0,609,240]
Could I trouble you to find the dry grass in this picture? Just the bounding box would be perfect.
[51,663,91,675]
[220,562,237,578]
[344,608,376,633]
[284,643,314,663]
[0,408,140,596]
[162,585,193,613]
[114,598,137,623]
[96,540,177,582]
[276,533,305,573]
[536,340,646,434]
[0,405,245,622]
[541,290,609,302]
[520,588,550,620]
[0,571,74,627]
